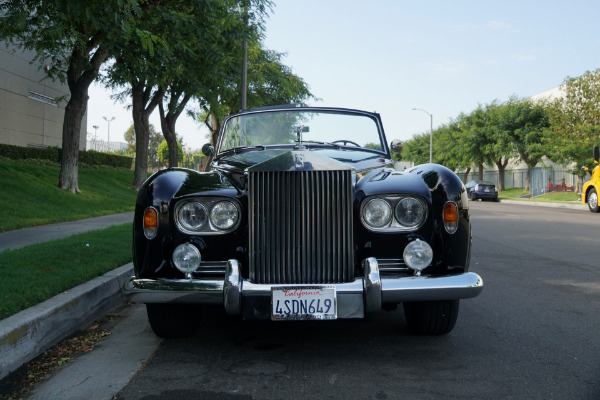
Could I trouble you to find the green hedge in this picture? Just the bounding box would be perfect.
[0,144,132,168]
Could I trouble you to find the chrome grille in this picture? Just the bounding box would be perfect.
[248,170,354,284]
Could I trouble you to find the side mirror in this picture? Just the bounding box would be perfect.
[594,146,599,163]
[390,139,403,153]
[202,143,214,157]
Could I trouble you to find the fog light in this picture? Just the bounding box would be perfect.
[403,239,433,276]
[172,243,201,278]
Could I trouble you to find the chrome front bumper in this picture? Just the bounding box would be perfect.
[123,258,483,319]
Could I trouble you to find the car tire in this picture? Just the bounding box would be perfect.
[146,304,201,338]
[588,188,600,213]
[403,300,459,335]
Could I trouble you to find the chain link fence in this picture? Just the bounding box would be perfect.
[456,166,584,197]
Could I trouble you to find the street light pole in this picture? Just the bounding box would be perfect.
[412,108,433,163]
[102,116,115,152]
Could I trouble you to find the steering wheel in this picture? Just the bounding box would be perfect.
[332,140,361,147]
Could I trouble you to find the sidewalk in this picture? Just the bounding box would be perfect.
[0,212,135,381]
[0,211,134,252]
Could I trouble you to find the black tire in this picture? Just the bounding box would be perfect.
[146,304,201,338]
[403,300,459,335]
[587,188,599,213]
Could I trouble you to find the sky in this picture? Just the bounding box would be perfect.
[87,0,600,151]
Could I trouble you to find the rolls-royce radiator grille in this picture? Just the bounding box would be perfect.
[248,170,354,284]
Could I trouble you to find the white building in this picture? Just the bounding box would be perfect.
[0,44,87,149]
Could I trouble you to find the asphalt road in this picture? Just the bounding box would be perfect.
[30,202,600,399]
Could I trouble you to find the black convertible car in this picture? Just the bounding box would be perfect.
[124,106,483,337]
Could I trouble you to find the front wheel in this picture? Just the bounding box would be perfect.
[403,300,459,335]
[588,188,599,213]
[146,304,202,338]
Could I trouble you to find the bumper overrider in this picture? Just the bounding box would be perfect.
[123,258,483,319]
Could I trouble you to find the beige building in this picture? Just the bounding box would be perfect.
[0,44,87,149]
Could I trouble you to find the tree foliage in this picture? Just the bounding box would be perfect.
[546,69,600,170]
[124,123,162,164]
[402,97,550,190]
[158,139,183,165]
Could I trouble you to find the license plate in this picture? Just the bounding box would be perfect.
[271,287,337,321]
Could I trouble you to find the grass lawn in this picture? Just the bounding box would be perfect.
[498,188,580,203]
[0,159,137,232]
[0,223,132,320]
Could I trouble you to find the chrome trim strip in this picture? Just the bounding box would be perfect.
[381,272,483,302]
[241,279,364,295]
[122,278,224,304]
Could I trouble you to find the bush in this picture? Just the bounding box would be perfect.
[0,144,132,168]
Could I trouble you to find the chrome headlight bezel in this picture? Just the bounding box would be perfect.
[175,197,241,235]
[360,195,428,232]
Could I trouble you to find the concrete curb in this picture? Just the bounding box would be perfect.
[0,263,133,380]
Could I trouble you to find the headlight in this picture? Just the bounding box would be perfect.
[178,201,208,232]
[363,198,392,228]
[209,200,240,230]
[172,243,201,278]
[403,239,433,275]
[395,197,426,228]
[176,197,241,234]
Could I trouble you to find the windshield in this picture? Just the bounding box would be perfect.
[219,109,385,153]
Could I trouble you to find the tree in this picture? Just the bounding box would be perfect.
[501,97,550,191]
[401,132,430,165]
[546,69,600,170]
[0,0,154,192]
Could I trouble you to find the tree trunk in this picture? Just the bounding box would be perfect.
[478,163,484,180]
[58,43,109,193]
[495,158,509,191]
[523,157,536,192]
[58,90,87,193]
[159,102,179,168]
[131,81,163,190]
[463,167,471,183]
[158,91,192,168]
[203,112,220,172]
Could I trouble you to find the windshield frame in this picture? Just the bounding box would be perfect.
[215,106,390,159]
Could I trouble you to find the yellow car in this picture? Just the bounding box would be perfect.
[582,146,600,213]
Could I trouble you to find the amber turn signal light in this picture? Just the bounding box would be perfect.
[143,207,158,239]
[443,202,459,234]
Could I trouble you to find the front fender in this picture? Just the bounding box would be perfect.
[133,168,241,278]
[355,163,471,274]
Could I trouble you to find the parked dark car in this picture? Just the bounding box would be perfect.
[465,180,498,201]
[124,106,483,338]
